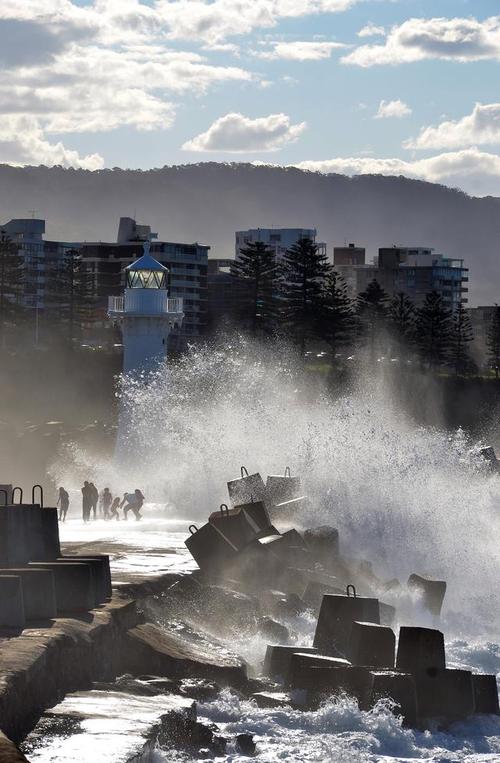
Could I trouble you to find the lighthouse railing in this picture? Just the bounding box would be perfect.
[108,293,183,315]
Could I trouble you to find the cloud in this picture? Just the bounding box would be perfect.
[357,24,385,38]
[0,115,103,169]
[182,112,306,152]
[375,99,412,119]
[406,102,500,150]
[294,148,500,197]
[256,40,346,60]
[343,16,500,67]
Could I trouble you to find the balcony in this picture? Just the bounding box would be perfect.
[108,292,183,316]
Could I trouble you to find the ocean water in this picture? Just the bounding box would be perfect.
[51,337,500,761]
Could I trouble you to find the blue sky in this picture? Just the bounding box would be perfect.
[1,1,500,195]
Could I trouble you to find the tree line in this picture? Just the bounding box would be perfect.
[232,237,500,376]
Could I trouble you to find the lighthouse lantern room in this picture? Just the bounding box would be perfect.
[108,242,184,374]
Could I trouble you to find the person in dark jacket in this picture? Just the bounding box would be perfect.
[81,481,91,522]
[57,487,69,522]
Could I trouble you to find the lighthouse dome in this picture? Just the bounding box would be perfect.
[126,242,168,289]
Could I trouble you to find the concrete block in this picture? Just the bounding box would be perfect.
[396,627,445,676]
[349,621,395,668]
[252,691,296,708]
[0,575,25,628]
[59,556,111,603]
[368,670,417,727]
[314,593,380,658]
[265,470,302,506]
[0,568,56,620]
[234,500,273,536]
[304,526,340,559]
[272,496,309,521]
[227,468,266,506]
[0,485,13,506]
[185,522,239,575]
[302,581,345,611]
[28,561,95,613]
[39,508,61,560]
[208,505,262,550]
[407,574,446,617]
[472,674,500,715]
[302,664,372,706]
[0,507,29,566]
[416,668,474,723]
[264,644,318,679]
[287,652,351,689]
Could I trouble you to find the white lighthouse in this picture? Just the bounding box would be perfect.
[108,242,184,374]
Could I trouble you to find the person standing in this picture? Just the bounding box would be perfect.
[89,483,99,521]
[81,481,91,523]
[57,487,69,522]
[109,495,120,521]
[101,488,112,520]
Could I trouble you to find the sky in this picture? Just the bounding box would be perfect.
[2,0,500,196]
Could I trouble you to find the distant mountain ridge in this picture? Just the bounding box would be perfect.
[0,162,498,305]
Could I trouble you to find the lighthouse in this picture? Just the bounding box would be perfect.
[108,242,184,374]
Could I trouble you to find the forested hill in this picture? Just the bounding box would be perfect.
[0,162,498,304]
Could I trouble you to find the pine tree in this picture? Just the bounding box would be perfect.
[281,237,331,354]
[231,240,278,335]
[449,302,474,376]
[487,305,500,379]
[357,279,389,361]
[46,248,94,347]
[319,269,356,355]
[0,233,25,347]
[388,292,416,356]
[415,291,452,369]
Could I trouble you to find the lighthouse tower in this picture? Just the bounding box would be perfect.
[108,242,184,374]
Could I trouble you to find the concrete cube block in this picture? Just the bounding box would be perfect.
[416,668,474,723]
[303,664,372,706]
[264,644,318,679]
[227,470,266,506]
[472,674,500,715]
[368,670,417,727]
[0,568,56,620]
[0,575,25,628]
[314,593,380,658]
[39,508,61,560]
[60,556,111,602]
[0,507,29,566]
[349,621,395,668]
[407,574,446,617]
[396,626,445,676]
[0,485,13,506]
[265,473,302,506]
[379,601,396,627]
[287,652,351,689]
[185,522,239,574]
[28,561,95,613]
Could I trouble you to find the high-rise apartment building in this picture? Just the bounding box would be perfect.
[235,228,327,260]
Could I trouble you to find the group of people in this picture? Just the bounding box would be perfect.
[56,484,145,522]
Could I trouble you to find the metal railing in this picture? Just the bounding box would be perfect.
[108,293,183,315]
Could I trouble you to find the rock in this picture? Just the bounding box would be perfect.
[304,526,340,562]
[396,627,445,676]
[313,592,380,658]
[123,622,247,687]
[260,590,306,619]
[263,645,317,680]
[349,621,395,668]
[236,732,256,755]
[407,574,446,617]
[368,671,417,726]
[156,711,226,756]
[416,669,474,724]
[252,691,295,708]
[472,674,500,715]
[258,617,289,644]
[0,732,29,762]
[179,678,220,701]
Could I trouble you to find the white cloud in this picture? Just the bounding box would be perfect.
[406,102,500,150]
[294,148,500,197]
[256,40,346,60]
[375,99,412,119]
[182,112,306,152]
[357,24,385,38]
[343,16,500,67]
[0,115,103,169]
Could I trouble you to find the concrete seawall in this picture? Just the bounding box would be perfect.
[0,569,183,756]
